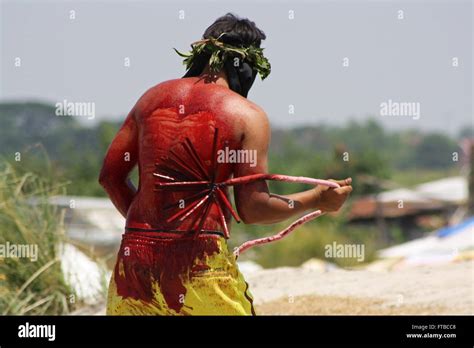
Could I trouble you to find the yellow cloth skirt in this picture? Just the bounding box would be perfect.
[106,231,255,316]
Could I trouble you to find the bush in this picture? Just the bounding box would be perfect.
[0,161,76,315]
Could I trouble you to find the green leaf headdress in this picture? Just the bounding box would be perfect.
[174,34,271,80]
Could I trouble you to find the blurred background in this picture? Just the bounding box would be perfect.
[0,0,472,315]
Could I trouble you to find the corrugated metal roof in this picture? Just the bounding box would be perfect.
[349,176,467,219]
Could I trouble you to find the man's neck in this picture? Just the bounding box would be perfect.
[198,66,229,88]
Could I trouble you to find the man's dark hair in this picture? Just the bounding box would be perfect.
[183,13,267,98]
[203,13,266,48]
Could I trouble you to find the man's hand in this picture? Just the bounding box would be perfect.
[313,177,353,212]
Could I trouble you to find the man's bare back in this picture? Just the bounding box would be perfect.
[99,77,266,233]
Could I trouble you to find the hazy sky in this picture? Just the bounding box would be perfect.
[1,0,472,134]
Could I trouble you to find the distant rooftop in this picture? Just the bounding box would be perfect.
[349,176,467,220]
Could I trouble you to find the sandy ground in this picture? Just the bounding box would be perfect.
[80,260,473,315]
[255,295,449,315]
[246,260,474,315]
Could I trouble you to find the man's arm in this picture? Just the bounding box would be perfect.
[233,106,352,225]
[98,109,139,218]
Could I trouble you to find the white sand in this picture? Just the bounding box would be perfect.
[245,260,474,314]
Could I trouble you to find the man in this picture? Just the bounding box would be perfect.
[99,13,352,315]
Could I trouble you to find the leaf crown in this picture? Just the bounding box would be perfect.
[174,34,271,80]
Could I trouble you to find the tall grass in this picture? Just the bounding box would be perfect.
[0,161,76,315]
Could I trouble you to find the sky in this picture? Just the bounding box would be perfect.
[1,0,472,134]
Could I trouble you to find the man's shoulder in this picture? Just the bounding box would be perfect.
[220,93,266,119]
[141,78,184,98]
[133,78,189,115]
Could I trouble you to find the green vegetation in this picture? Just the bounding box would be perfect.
[0,161,76,315]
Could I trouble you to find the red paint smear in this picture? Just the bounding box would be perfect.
[114,232,219,313]
[123,79,239,232]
